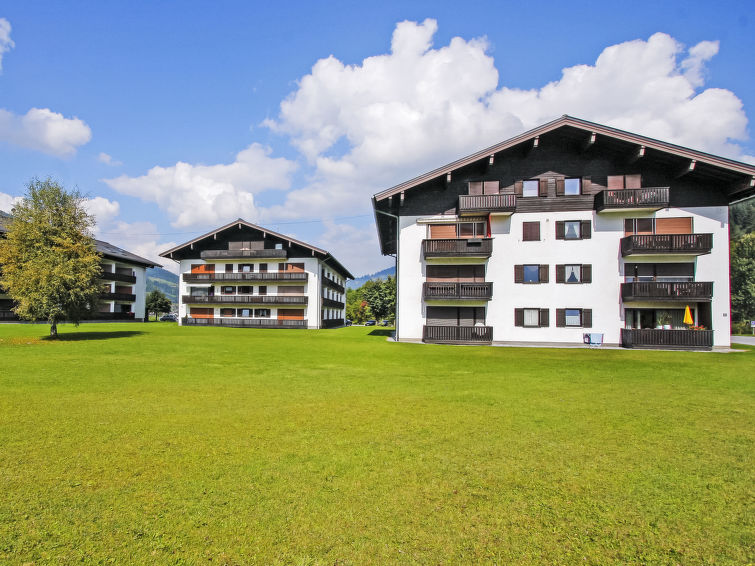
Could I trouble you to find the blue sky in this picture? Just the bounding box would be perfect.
[0,1,753,275]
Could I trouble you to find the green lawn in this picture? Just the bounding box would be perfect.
[0,323,752,564]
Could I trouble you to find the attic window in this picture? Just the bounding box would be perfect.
[564,178,581,196]
[523,180,539,197]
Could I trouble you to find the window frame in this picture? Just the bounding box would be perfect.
[563,178,581,196]
[523,265,540,284]
[522,179,539,198]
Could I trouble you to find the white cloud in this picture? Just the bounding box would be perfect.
[0,107,92,157]
[315,220,390,278]
[98,152,122,166]
[94,219,178,274]
[0,18,14,73]
[84,196,120,227]
[103,143,297,228]
[0,191,21,213]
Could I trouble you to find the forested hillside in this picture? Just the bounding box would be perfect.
[146,267,178,304]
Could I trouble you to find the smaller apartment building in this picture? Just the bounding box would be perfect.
[372,116,755,350]
[160,219,352,329]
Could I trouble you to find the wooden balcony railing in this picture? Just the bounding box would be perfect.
[595,187,669,212]
[321,297,344,309]
[321,272,345,293]
[423,282,493,300]
[621,328,713,350]
[98,311,135,320]
[422,238,493,258]
[621,281,713,301]
[200,249,287,260]
[184,272,308,283]
[99,270,137,284]
[182,317,307,329]
[423,325,493,344]
[100,292,136,302]
[182,295,307,305]
[620,234,713,256]
[459,194,516,215]
[321,319,344,329]
[0,310,19,320]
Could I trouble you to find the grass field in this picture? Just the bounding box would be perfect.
[0,323,752,564]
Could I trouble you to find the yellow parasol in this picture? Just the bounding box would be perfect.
[683,305,694,326]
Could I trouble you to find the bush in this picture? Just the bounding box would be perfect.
[731,320,753,335]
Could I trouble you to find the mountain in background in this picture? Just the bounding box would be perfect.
[347,265,395,289]
[147,267,179,303]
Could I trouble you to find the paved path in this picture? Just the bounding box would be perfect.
[731,335,755,345]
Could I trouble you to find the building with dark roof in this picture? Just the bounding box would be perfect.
[160,219,353,329]
[372,115,755,350]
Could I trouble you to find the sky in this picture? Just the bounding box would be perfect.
[0,1,753,276]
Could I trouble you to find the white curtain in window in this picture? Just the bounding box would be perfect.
[524,309,539,326]
[565,265,580,283]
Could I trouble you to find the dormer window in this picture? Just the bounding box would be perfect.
[522,180,539,197]
[564,178,581,196]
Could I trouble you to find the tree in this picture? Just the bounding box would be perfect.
[146,289,172,321]
[361,276,396,322]
[0,178,102,337]
[731,233,755,322]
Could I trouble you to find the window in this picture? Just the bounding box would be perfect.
[220,308,235,317]
[523,179,539,197]
[624,263,694,283]
[564,178,580,196]
[514,308,549,327]
[258,286,267,295]
[624,218,654,235]
[221,286,235,295]
[238,286,252,294]
[239,264,252,273]
[259,263,267,272]
[225,264,233,273]
[565,265,580,283]
[624,217,692,235]
[523,222,540,241]
[238,308,252,317]
[428,221,486,239]
[556,264,592,284]
[556,220,591,240]
[515,264,549,284]
[254,309,271,318]
[556,308,592,328]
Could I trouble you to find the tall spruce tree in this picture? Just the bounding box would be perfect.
[0,178,102,337]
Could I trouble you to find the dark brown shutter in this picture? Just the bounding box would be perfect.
[556,309,566,327]
[555,221,565,240]
[581,264,592,283]
[581,220,592,239]
[555,265,565,283]
[539,264,549,283]
[468,181,483,195]
[539,178,548,197]
[582,309,592,328]
[514,265,524,283]
[539,309,549,327]
[514,308,524,327]
[514,181,523,196]
[607,175,624,189]
[582,176,591,194]
[523,221,540,241]
[483,181,499,195]
[555,177,565,196]
[624,174,641,189]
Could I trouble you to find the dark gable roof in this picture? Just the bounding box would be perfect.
[159,218,354,280]
[96,240,160,268]
[374,115,755,202]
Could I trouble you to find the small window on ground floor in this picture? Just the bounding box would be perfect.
[220,308,235,317]
[254,309,271,318]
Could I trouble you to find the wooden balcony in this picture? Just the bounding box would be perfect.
[321,319,344,329]
[621,282,713,302]
[620,234,713,256]
[184,272,308,283]
[100,292,136,302]
[423,325,493,344]
[595,187,669,212]
[321,272,345,293]
[182,295,307,305]
[321,297,344,309]
[422,238,492,259]
[621,328,713,350]
[98,311,135,320]
[182,317,306,329]
[200,249,287,260]
[0,310,19,321]
[99,270,137,284]
[423,282,493,300]
[459,194,516,215]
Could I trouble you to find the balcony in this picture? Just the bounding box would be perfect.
[423,325,493,344]
[422,238,493,259]
[100,292,136,302]
[321,319,345,329]
[200,249,287,260]
[620,234,713,256]
[184,272,308,283]
[182,317,307,329]
[99,270,137,284]
[595,187,669,212]
[321,272,345,293]
[458,194,516,215]
[423,282,493,300]
[182,295,308,305]
[621,328,713,350]
[0,310,19,321]
[98,311,135,320]
[322,297,344,309]
[621,282,713,302]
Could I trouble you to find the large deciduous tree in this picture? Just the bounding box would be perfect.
[731,233,755,323]
[146,289,172,321]
[0,178,102,337]
[361,276,396,322]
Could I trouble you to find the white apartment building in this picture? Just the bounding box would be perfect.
[372,116,755,350]
[160,219,352,329]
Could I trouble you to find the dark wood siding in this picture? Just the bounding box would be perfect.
[523,222,540,241]
[539,308,549,327]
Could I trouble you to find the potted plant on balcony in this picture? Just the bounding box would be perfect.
[657,311,672,330]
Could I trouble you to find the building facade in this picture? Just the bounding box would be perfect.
[160,219,352,329]
[372,116,755,350]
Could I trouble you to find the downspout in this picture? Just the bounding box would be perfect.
[374,207,400,342]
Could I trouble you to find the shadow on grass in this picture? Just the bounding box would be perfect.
[368,329,394,337]
[43,331,145,342]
